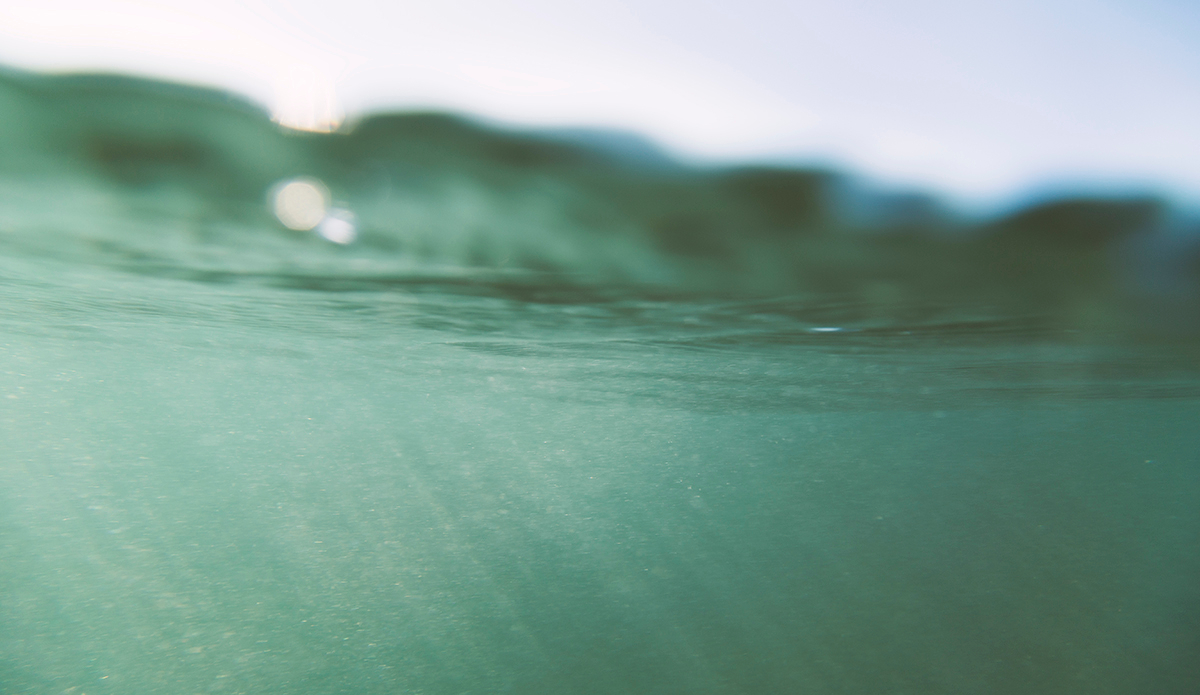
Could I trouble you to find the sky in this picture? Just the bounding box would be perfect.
[1,0,1198,204]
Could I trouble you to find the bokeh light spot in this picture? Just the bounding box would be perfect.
[272,178,329,231]
[317,208,358,245]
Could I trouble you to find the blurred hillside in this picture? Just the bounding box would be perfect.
[1,66,1196,330]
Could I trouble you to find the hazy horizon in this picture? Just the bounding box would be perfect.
[2,0,1198,206]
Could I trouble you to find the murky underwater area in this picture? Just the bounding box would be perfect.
[2,247,1199,695]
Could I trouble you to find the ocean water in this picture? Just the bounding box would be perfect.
[2,69,1199,694]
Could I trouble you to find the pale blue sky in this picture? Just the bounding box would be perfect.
[1,0,1197,203]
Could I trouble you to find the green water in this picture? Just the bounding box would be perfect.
[2,68,1200,694]
[4,257,1198,693]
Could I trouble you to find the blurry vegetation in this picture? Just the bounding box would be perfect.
[1,66,1195,328]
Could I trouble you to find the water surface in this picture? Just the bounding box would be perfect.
[2,69,1199,695]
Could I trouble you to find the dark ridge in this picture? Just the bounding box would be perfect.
[986,197,1166,248]
[537,127,680,170]
[716,167,840,234]
[0,66,305,200]
[8,69,270,119]
[1,64,1198,330]
[334,112,614,171]
[84,133,215,185]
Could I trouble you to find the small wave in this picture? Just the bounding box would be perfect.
[1,66,1198,333]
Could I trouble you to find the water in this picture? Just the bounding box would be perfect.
[2,69,1199,694]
